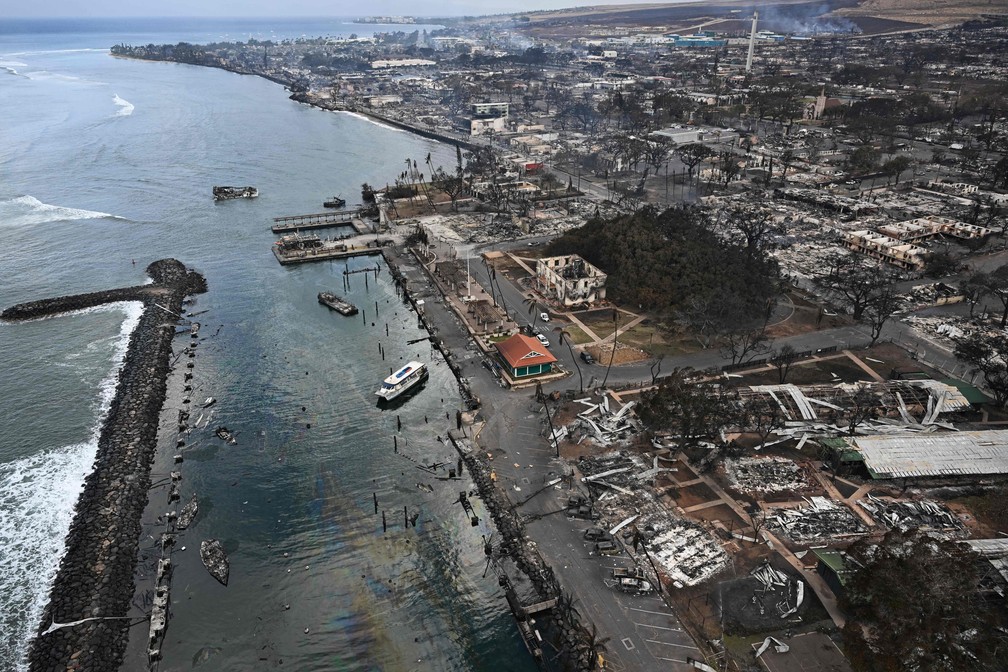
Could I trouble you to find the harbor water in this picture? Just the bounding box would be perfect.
[0,18,538,672]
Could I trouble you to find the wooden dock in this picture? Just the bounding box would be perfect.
[271,210,371,234]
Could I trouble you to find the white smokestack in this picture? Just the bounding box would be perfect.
[746,11,758,73]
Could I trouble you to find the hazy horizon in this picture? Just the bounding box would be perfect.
[1,0,700,20]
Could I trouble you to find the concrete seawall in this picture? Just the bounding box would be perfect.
[2,260,207,672]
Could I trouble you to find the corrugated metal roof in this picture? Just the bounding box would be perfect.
[853,430,1008,479]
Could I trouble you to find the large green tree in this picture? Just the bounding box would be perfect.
[842,528,1006,672]
[546,206,780,327]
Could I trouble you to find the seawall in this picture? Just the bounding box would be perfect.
[3,260,207,672]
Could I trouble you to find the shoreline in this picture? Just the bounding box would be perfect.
[3,260,207,672]
[110,52,479,153]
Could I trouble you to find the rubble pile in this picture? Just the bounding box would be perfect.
[643,513,729,587]
[737,379,970,428]
[857,494,965,536]
[562,395,640,449]
[770,497,866,542]
[905,314,986,349]
[724,457,810,494]
[578,451,648,503]
[749,560,805,620]
[904,282,962,308]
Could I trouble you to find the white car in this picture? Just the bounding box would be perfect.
[540,312,550,322]
[536,334,550,348]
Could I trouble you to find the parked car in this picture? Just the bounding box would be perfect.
[580,351,595,364]
[536,333,550,348]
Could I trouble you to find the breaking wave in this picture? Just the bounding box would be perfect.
[0,195,125,228]
[0,59,28,77]
[0,301,142,672]
[340,110,406,134]
[112,93,133,117]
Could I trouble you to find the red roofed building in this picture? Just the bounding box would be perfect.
[494,333,558,379]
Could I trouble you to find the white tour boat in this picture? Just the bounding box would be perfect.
[375,361,429,401]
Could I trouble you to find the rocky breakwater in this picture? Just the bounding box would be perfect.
[3,260,207,672]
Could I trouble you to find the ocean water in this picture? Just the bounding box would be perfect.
[0,18,536,672]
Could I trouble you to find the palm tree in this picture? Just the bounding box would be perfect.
[554,327,583,392]
[580,622,611,669]
[601,309,619,389]
[482,258,498,307]
[524,296,542,333]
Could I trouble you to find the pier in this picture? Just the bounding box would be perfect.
[272,232,393,265]
[271,210,372,234]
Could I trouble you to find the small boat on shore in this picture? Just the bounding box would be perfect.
[318,291,358,316]
[376,361,429,402]
[200,539,229,586]
[213,186,258,201]
[323,195,346,208]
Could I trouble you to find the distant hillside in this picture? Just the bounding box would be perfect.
[482,0,1005,34]
[833,0,1008,28]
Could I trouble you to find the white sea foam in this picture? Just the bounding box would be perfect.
[339,110,406,134]
[0,195,124,228]
[0,60,28,77]
[112,93,134,117]
[0,301,142,672]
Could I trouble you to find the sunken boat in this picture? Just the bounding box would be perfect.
[323,195,346,208]
[213,186,258,201]
[200,539,229,586]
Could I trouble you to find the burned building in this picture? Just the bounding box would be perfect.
[535,254,607,307]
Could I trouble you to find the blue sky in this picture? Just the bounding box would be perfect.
[1,0,688,18]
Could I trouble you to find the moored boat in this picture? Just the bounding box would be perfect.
[318,291,358,316]
[323,195,346,208]
[376,361,428,401]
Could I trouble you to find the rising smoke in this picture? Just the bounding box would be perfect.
[752,2,861,35]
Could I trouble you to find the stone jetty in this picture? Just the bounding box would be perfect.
[2,260,207,672]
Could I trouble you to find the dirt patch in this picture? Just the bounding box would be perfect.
[766,290,851,339]
[854,342,944,381]
[489,254,532,281]
[688,503,738,523]
[587,341,650,365]
[558,323,593,345]
[574,308,620,340]
[617,319,706,358]
[739,354,874,386]
[950,486,1008,537]
[674,482,720,509]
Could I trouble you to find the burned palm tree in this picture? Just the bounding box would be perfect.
[554,327,583,392]
[601,309,619,389]
[536,381,560,458]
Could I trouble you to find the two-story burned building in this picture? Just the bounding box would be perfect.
[535,254,607,307]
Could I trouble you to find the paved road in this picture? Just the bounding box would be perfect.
[394,235,983,672]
